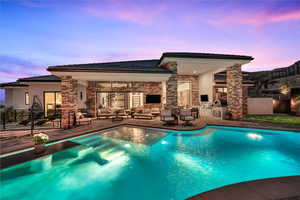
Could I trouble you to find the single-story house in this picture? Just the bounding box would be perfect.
[0,52,254,127]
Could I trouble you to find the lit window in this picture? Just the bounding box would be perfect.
[96,82,111,88]
[25,92,29,105]
[112,83,128,88]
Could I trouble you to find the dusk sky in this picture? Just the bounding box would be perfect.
[0,0,300,101]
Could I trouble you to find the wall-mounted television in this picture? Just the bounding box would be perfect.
[146,95,161,104]
[200,95,209,102]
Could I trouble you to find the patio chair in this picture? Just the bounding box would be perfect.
[179,109,195,126]
[76,112,92,125]
[191,107,199,119]
[160,109,175,124]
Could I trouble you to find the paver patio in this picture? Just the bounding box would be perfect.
[1,117,300,155]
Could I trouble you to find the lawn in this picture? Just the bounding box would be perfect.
[244,115,300,126]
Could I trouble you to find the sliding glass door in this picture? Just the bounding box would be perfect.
[44,91,61,116]
[97,92,143,110]
[178,81,192,108]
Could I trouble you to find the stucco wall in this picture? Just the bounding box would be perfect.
[4,88,29,110]
[28,83,61,107]
[198,71,214,103]
[4,82,87,110]
[247,98,273,115]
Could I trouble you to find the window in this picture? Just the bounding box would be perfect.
[112,83,128,88]
[96,82,111,88]
[80,92,83,100]
[178,81,192,107]
[97,92,143,109]
[214,87,227,100]
[44,92,62,117]
[25,92,29,105]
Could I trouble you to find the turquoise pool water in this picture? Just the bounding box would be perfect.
[1,126,300,200]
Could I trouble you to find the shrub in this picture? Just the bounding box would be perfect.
[32,133,49,145]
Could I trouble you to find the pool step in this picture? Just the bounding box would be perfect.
[72,135,101,143]
[101,149,126,161]
[67,144,93,157]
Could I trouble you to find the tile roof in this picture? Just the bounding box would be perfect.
[161,52,254,60]
[0,82,28,88]
[47,59,172,73]
[18,75,61,82]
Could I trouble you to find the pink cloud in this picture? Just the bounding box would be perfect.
[84,0,167,25]
[212,8,300,26]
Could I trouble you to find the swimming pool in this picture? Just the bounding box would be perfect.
[1,126,300,200]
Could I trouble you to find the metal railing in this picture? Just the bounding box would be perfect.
[0,109,62,131]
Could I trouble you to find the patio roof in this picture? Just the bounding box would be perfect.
[18,75,61,82]
[0,82,28,88]
[47,59,173,74]
[160,52,254,61]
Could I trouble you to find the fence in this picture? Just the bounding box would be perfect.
[0,109,62,131]
[247,98,273,115]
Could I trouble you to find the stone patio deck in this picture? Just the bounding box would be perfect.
[1,117,299,155]
[188,176,300,200]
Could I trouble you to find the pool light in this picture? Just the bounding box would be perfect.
[124,144,131,148]
[161,140,168,145]
[247,133,263,140]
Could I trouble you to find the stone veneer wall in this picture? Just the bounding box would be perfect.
[227,65,243,120]
[242,86,248,115]
[177,75,200,106]
[85,81,162,116]
[60,76,78,128]
[161,61,178,108]
[86,81,97,117]
[143,82,162,109]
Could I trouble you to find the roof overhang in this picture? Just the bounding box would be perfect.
[51,72,171,82]
[160,57,253,75]
[0,82,28,89]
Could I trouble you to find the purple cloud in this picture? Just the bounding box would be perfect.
[84,0,167,25]
[0,55,48,82]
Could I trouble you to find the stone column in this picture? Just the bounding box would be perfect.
[163,62,178,108]
[242,86,248,115]
[86,81,96,117]
[61,76,78,129]
[191,76,200,106]
[227,65,243,120]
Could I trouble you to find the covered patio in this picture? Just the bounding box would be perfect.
[46,53,254,128]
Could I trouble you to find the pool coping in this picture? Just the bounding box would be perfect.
[0,141,81,169]
[1,121,300,156]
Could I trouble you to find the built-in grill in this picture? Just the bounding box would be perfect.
[212,99,228,119]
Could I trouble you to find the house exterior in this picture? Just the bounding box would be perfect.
[248,60,300,115]
[0,52,254,127]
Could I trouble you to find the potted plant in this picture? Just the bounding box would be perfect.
[32,133,49,154]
